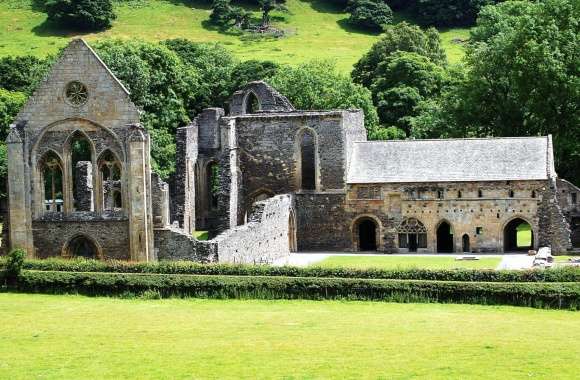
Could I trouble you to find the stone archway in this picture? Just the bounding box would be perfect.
[353,217,380,252]
[504,218,534,252]
[63,235,101,259]
[437,221,454,253]
[462,234,470,253]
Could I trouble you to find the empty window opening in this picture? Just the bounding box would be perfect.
[398,218,427,252]
[207,162,219,210]
[436,221,454,253]
[571,217,580,248]
[531,190,537,198]
[462,234,470,253]
[300,130,316,190]
[245,92,260,114]
[504,218,533,252]
[509,190,514,198]
[457,190,462,198]
[99,150,122,211]
[69,131,93,211]
[437,190,444,199]
[113,191,122,209]
[478,189,483,198]
[357,218,378,251]
[40,151,64,212]
[65,236,98,259]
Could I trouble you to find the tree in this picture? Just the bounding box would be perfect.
[259,0,287,28]
[0,89,27,199]
[269,60,379,131]
[231,60,280,90]
[352,22,446,88]
[0,89,26,141]
[209,0,250,29]
[163,39,238,113]
[413,0,500,27]
[93,40,200,178]
[371,52,449,133]
[414,0,580,183]
[44,0,116,30]
[346,0,393,31]
[0,55,50,94]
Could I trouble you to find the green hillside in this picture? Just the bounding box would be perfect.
[0,0,469,73]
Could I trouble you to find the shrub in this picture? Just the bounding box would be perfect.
[13,258,580,283]
[11,270,580,309]
[413,0,500,27]
[3,249,26,285]
[0,55,50,94]
[44,0,116,30]
[346,0,393,30]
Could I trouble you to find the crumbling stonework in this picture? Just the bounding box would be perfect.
[7,39,578,262]
[74,161,93,211]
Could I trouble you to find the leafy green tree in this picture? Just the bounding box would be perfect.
[0,89,27,199]
[93,40,200,178]
[0,89,27,141]
[209,0,250,29]
[413,0,580,183]
[231,60,280,90]
[44,0,116,30]
[259,0,287,28]
[352,22,446,88]
[346,0,393,30]
[269,60,379,131]
[462,0,579,182]
[0,56,50,94]
[371,52,449,133]
[413,0,500,27]
[163,39,238,113]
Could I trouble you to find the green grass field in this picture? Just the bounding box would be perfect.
[0,293,578,379]
[0,0,469,72]
[317,255,502,270]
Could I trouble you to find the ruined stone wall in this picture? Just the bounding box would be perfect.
[31,220,129,259]
[214,194,293,264]
[294,192,351,251]
[151,173,170,228]
[74,161,93,211]
[171,123,197,231]
[154,227,217,262]
[345,180,549,253]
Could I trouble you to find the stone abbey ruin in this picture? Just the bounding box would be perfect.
[5,39,580,263]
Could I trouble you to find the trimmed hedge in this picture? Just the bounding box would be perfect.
[8,258,580,283]
[7,270,580,309]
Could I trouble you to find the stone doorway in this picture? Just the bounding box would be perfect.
[64,235,100,259]
[462,234,470,253]
[437,221,454,253]
[355,218,378,251]
[504,218,533,252]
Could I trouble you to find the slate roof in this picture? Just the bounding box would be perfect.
[347,136,553,184]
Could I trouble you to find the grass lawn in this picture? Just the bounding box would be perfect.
[316,255,502,270]
[0,294,578,379]
[0,0,469,73]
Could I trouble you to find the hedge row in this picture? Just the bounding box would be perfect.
[5,270,580,309]
[9,258,580,283]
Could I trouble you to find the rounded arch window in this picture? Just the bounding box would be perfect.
[65,81,88,106]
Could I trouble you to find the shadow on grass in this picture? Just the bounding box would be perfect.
[336,19,382,36]
[31,20,97,38]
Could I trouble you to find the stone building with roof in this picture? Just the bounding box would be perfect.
[5,39,579,262]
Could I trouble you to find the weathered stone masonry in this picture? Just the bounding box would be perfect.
[5,39,579,263]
